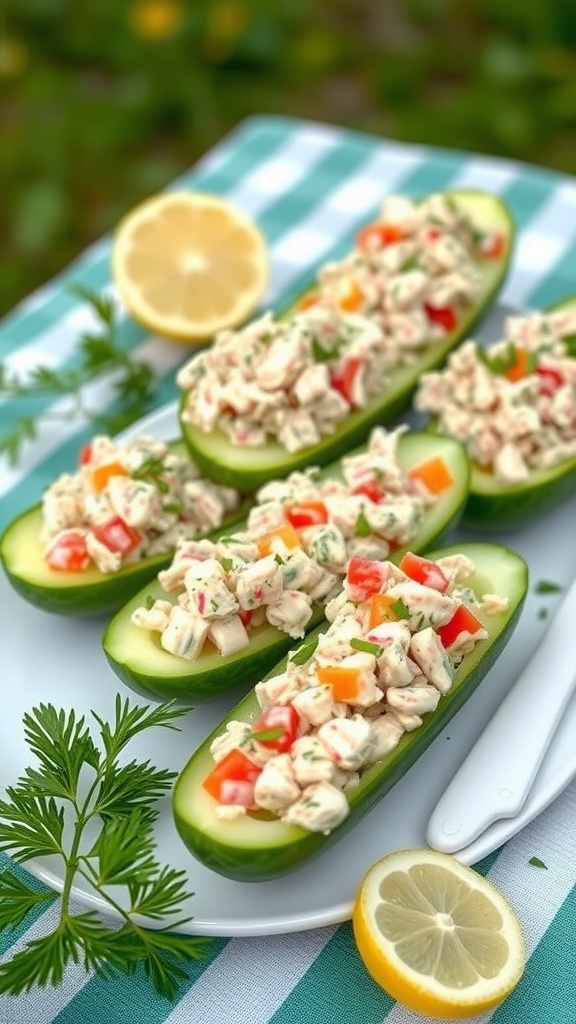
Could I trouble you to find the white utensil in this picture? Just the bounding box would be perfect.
[427,574,576,854]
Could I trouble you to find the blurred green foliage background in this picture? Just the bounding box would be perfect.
[3,0,576,317]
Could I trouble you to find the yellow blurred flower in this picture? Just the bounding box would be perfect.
[129,0,185,40]
[203,1,248,61]
[0,38,29,77]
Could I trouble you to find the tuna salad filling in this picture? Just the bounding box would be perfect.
[131,426,450,660]
[202,550,508,834]
[414,308,576,484]
[177,192,504,454]
[40,435,241,575]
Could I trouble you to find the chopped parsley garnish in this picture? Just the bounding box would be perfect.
[390,598,410,620]
[528,856,547,869]
[350,638,383,656]
[289,635,319,666]
[354,510,373,537]
[535,579,562,594]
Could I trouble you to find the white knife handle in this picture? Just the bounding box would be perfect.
[427,574,576,854]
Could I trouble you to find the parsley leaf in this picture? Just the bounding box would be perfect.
[0,285,159,466]
[0,696,208,1000]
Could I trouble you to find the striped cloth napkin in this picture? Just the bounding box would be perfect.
[1,115,575,1024]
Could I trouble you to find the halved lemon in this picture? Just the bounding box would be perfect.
[111,191,268,343]
[353,849,525,1019]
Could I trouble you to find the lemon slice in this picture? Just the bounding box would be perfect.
[111,192,268,343]
[353,849,525,1019]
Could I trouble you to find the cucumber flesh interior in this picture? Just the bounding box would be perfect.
[172,541,528,881]
[103,431,470,702]
[180,191,513,490]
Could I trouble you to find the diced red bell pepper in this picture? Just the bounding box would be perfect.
[238,608,255,629]
[92,516,142,556]
[286,501,328,530]
[537,366,564,397]
[202,748,262,807]
[424,303,458,332]
[346,556,387,601]
[45,531,91,572]
[437,605,484,648]
[252,704,301,753]
[351,479,387,503]
[479,231,505,259]
[331,357,363,407]
[356,222,405,250]
[79,442,93,466]
[399,552,449,593]
[299,291,320,310]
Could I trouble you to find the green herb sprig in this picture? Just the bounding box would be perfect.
[0,284,159,466]
[0,697,209,1000]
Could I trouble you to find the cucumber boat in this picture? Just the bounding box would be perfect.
[0,439,249,616]
[178,190,514,491]
[102,430,470,702]
[417,295,576,529]
[172,541,528,882]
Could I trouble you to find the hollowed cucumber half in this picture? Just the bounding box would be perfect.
[102,430,470,703]
[179,190,514,491]
[0,440,250,616]
[441,295,576,530]
[172,541,528,882]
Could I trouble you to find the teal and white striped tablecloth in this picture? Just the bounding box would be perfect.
[1,116,576,1024]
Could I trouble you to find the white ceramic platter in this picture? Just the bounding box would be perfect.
[3,306,576,936]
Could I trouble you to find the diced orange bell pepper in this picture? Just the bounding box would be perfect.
[504,347,531,382]
[91,461,127,492]
[409,456,454,495]
[257,523,302,557]
[316,665,362,702]
[299,291,320,310]
[367,593,399,629]
[337,279,364,312]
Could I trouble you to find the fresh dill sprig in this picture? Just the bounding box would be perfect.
[0,284,159,466]
[0,696,210,1000]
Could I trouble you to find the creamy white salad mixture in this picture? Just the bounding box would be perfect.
[414,308,576,484]
[41,435,241,574]
[131,427,443,660]
[178,193,499,454]
[204,551,507,834]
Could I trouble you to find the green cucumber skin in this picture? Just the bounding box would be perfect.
[179,191,514,492]
[465,457,576,530]
[102,432,470,703]
[172,542,528,882]
[103,602,326,704]
[0,440,251,617]
[450,295,576,530]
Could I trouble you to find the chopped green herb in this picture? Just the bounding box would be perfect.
[528,856,547,869]
[145,594,155,610]
[220,557,234,573]
[350,638,383,656]
[249,727,285,744]
[390,598,410,620]
[289,635,319,666]
[535,579,562,594]
[538,607,549,620]
[311,335,339,363]
[354,510,373,537]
